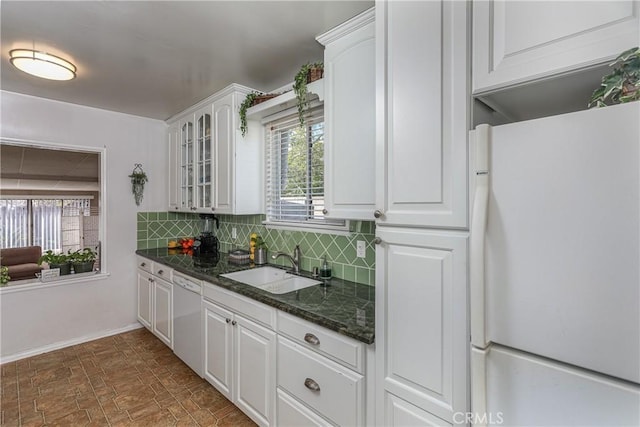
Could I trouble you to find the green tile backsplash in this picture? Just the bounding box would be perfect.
[136,212,376,286]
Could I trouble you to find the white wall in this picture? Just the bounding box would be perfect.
[0,90,167,361]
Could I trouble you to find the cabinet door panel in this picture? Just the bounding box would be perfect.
[473,0,639,93]
[376,0,468,228]
[153,277,172,348]
[376,227,467,423]
[137,271,152,328]
[323,17,376,220]
[213,93,233,214]
[235,315,276,426]
[203,300,233,399]
[168,124,180,211]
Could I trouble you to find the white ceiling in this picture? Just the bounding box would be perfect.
[1,0,373,121]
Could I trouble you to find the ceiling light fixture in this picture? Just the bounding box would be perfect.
[9,49,76,81]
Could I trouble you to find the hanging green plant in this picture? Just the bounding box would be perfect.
[293,62,324,127]
[128,163,148,206]
[589,46,640,108]
[239,92,260,137]
[239,91,279,137]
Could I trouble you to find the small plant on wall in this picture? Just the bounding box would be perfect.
[589,47,640,108]
[293,62,324,127]
[129,163,148,206]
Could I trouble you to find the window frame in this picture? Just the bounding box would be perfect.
[262,106,349,234]
[0,137,108,274]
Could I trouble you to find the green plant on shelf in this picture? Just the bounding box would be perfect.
[68,247,97,263]
[589,46,640,108]
[293,62,323,127]
[38,250,69,266]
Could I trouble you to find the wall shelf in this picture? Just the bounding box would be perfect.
[246,79,324,121]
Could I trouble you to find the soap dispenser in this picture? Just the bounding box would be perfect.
[320,256,332,280]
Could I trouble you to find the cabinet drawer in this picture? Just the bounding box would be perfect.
[152,262,173,282]
[277,336,364,427]
[136,256,153,274]
[277,311,364,373]
[277,388,332,427]
[203,282,276,329]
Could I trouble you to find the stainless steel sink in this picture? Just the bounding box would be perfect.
[221,266,322,294]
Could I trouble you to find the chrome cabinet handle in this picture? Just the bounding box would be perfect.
[374,237,382,245]
[226,318,231,323]
[140,262,146,267]
[157,269,164,275]
[232,320,237,326]
[322,209,328,215]
[211,207,215,211]
[304,333,320,346]
[374,210,384,219]
[304,378,320,392]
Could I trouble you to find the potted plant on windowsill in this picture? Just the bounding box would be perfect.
[69,247,97,273]
[589,46,640,108]
[293,62,324,127]
[38,250,71,275]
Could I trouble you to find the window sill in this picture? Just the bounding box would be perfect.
[263,220,351,236]
[0,271,111,295]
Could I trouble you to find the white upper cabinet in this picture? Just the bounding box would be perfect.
[195,105,214,212]
[376,0,469,228]
[318,8,376,221]
[473,0,640,94]
[167,122,180,211]
[167,85,264,215]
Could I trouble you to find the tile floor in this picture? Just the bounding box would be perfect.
[0,328,256,426]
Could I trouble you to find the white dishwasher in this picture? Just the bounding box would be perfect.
[172,271,203,377]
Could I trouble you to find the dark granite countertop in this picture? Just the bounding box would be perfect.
[136,248,375,344]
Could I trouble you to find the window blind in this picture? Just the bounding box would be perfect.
[265,107,344,227]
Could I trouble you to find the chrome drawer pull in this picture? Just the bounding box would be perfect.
[232,320,237,326]
[304,333,320,346]
[226,318,231,323]
[140,262,146,267]
[157,269,164,275]
[304,378,320,392]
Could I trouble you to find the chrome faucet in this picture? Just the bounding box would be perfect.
[272,245,302,273]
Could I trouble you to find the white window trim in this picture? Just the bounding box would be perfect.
[262,219,351,236]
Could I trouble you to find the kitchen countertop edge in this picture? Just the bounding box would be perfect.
[136,249,375,344]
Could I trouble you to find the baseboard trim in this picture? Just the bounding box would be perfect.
[0,322,144,364]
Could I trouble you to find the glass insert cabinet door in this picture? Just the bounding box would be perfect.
[197,112,213,209]
[180,120,194,209]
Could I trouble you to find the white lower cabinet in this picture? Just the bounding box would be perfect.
[276,311,367,426]
[137,270,152,328]
[202,287,276,427]
[375,227,468,425]
[276,388,332,427]
[136,258,173,348]
[152,277,172,347]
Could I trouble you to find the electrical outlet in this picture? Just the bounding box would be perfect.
[356,240,366,258]
[232,227,237,239]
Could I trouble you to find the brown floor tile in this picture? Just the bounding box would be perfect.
[0,328,256,427]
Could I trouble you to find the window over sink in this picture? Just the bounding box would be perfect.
[264,106,347,233]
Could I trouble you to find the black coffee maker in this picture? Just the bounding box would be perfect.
[193,214,219,256]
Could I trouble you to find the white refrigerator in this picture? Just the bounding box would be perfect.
[469,102,640,426]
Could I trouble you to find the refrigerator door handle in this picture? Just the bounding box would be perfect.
[470,124,490,348]
[471,346,489,427]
